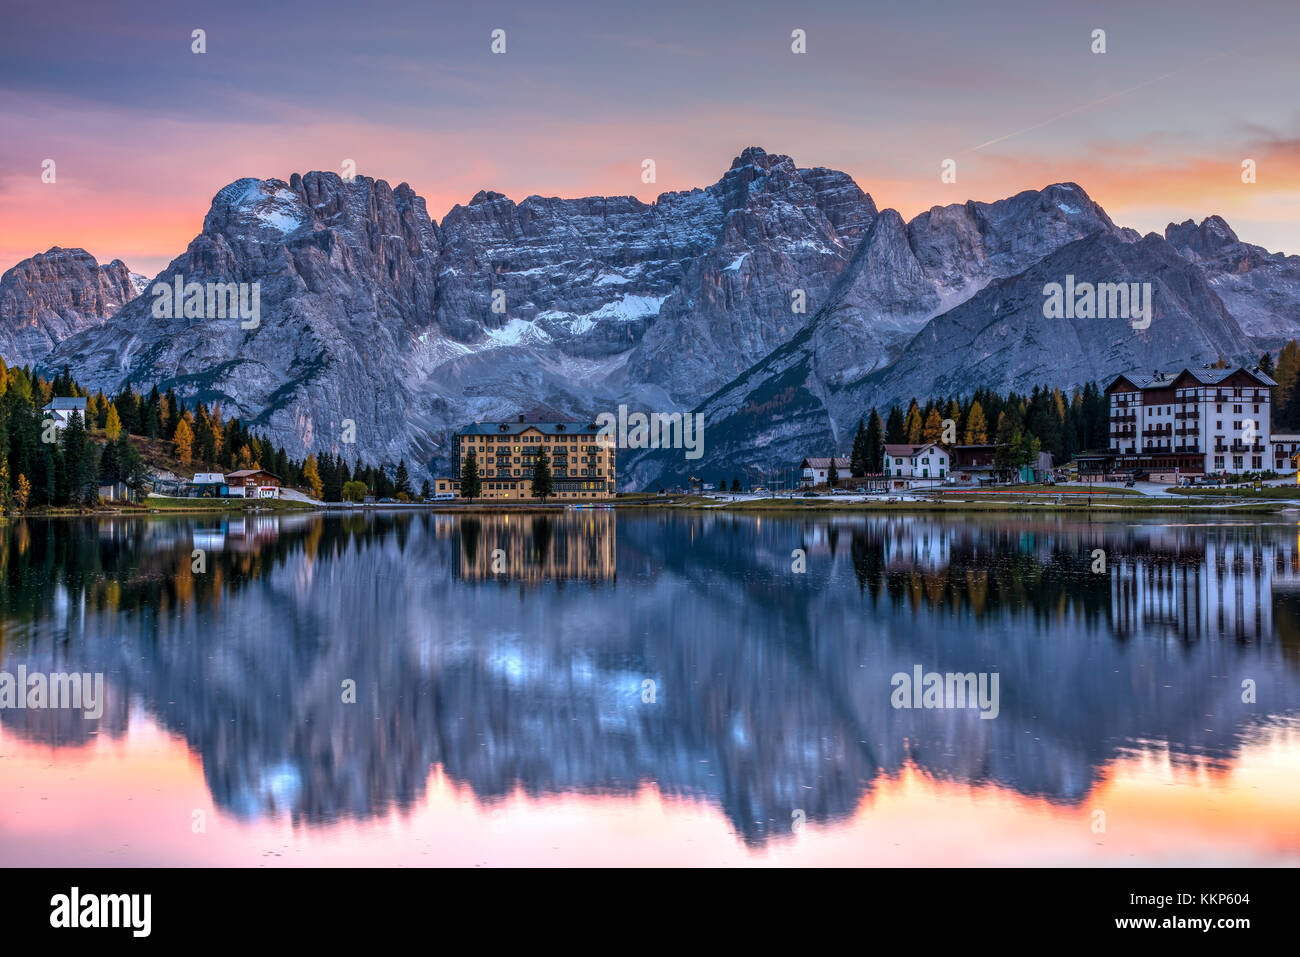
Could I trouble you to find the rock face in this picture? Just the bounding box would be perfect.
[42,148,886,473]
[0,248,144,368]
[621,148,877,398]
[48,173,446,466]
[1164,216,1300,345]
[15,149,1292,485]
[624,231,1254,489]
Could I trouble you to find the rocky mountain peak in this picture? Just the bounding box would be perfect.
[0,247,141,367]
[1165,215,1241,260]
[729,146,789,171]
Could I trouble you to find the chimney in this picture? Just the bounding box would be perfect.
[517,414,525,423]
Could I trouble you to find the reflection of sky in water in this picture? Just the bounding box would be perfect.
[0,512,1297,864]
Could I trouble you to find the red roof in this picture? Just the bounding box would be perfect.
[884,443,941,457]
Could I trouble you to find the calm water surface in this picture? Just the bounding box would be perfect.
[1,511,1297,866]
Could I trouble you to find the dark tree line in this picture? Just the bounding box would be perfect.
[845,383,1111,476]
[14,363,418,508]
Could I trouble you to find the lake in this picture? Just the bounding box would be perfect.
[1,510,1297,866]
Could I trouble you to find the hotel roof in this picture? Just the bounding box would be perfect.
[457,420,600,436]
[1110,365,1278,390]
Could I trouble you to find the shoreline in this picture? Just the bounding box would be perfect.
[8,496,1294,518]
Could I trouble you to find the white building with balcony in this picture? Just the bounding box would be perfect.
[884,443,949,479]
[1104,365,1277,479]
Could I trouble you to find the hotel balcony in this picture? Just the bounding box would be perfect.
[1214,443,1265,454]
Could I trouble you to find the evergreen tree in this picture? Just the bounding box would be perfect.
[885,406,906,444]
[531,447,554,501]
[420,479,431,500]
[849,418,868,476]
[460,450,482,501]
[1274,340,1300,426]
[993,412,1020,471]
[164,388,181,438]
[395,459,412,497]
[322,455,343,502]
[143,385,162,438]
[113,432,148,494]
[865,409,885,473]
[62,411,97,505]
[827,454,839,488]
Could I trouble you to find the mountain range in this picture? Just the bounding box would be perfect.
[5,146,1297,487]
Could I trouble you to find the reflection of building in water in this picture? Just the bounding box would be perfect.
[1111,538,1300,641]
[454,512,616,583]
[192,516,282,553]
[881,518,951,571]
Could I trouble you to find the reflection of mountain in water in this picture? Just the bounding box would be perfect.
[1,513,1297,845]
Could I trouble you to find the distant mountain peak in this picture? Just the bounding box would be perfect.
[729,146,789,171]
[1165,215,1241,260]
[0,246,140,367]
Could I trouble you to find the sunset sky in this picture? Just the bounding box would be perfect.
[3,0,1298,276]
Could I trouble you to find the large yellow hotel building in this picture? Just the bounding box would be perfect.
[435,417,617,500]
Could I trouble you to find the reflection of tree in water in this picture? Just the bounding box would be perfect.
[459,517,481,567]
[846,523,1111,628]
[0,516,390,633]
[531,515,553,566]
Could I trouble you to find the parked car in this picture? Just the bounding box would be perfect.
[832,487,852,495]
[854,486,867,493]
[801,491,818,498]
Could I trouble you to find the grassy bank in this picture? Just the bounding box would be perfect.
[139,496,316,513]
[693,497,1288,515]
[1168,486,1300,500]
